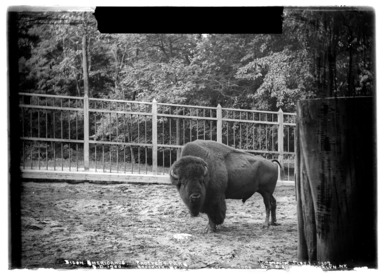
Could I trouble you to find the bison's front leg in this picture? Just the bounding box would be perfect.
[203,196,226,233]
[203,217,217,233]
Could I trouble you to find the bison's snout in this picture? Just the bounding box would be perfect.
[190,193,201,203]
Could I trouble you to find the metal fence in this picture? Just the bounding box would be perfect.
[19,93,296,184]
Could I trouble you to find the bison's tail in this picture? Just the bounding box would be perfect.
[271,159,285,181]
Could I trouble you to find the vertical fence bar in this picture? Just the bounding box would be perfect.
[68,100,72,171]
[61,101,63,171]
[253,113,255,150]
[210,109,213,140]
[124,114,127,173]
[246,113,249,150]
[84,95,90,171]
[203,118,206,140]
[196,119,199,140]
[189,112,192,142]
[226,121,229,145]
[45,106,48,170]
[152,99,158,175]
[76,111,79,171]
[217,104,222,143]
[162,117,165,173]
[183,109,186,144]
[277,108,284,181]
[145,115,148,173]
[94,113,97,172]
[116,113,119,172]
[169,109,172,145]
[176,118,181,159]
[53,111,56,170]
[129,113,133,173]
[38,110,41,169]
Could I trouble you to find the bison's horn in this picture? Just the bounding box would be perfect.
[203,166,208,176]
[170,169,179,179]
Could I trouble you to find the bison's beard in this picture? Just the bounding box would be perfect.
[179,193,205,217]
[187,201,202,217]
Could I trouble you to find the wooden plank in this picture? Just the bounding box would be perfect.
[158,102,216,110]
[158,113,217,121]
[90,98,152,105]
[21,170,172,184]
[222,118,279,125]
[89,108,151,116]
[223,107,279,114]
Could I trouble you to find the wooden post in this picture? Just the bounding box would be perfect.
[152,99,158,175]
[295,97,376,268]
[82,34,90,171]
[216,104,222,143]
[277,108,284,180]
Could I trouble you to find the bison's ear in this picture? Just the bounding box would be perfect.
[170,169,179,180]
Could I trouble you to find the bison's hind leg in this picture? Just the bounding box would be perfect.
[270,195,280,226]
[260,192,279,227]
[260,192,272,228]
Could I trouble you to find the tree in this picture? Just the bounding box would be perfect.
[283,7,374,98]
[19,11,100,97]
[17,7,374,111]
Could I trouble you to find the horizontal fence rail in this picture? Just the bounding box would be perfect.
[19,92,296,184]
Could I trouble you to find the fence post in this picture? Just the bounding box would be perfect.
[82,34,90,172]
[83,95,90,171]
[152,99,158,175]
[217,104,222,143]
[277,108,284,180]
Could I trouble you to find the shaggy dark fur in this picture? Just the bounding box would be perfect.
[170,140,281,232]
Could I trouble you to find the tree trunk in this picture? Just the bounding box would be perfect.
[295,97,376,268]
[82,34,90,97]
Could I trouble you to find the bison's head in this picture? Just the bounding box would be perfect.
[170,156,208,217]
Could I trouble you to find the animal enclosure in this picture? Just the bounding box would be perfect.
[19,92,296,183]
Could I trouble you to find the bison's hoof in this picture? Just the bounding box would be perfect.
[203,225,217,233]
[270,222,280,226]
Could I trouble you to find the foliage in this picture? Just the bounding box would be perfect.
[16,8,374,165]
[17,8,374,111]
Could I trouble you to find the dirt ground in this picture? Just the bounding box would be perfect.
[20,181,298,269]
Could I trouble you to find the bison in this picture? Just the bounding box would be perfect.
[169,140,282,232]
